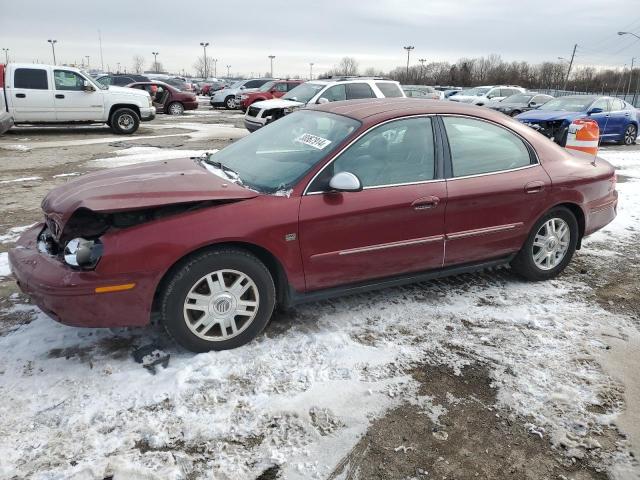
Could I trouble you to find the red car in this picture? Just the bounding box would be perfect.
[126,81,198,115]
[239,79,304,111]
[9,99,617,352]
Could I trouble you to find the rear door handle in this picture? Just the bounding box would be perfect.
[412,196,440,210]
[16,93,26,98]
[524,181,545,194]
[55,94,65,99]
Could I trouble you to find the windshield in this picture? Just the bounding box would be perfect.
[258,81,276,92]
[229,81,244,89]
[503,94,532,103]
[460,87,491,96]
[283,83,324,103]
[204,110,361,193]
[539,97,595,112]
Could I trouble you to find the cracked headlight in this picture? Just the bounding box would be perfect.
[64,238,104,269]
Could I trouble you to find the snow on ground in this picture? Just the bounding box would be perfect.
[0,149,638,479]
[88,147,220,168]
[0,176,42,184]
[0,223,38,244]
[0,144,32,152]
[0,252,10,277]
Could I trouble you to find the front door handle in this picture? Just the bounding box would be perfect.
[55,94,65,99]
[16,93,26,98]
[524,181,545,194]
[412,196,440,210]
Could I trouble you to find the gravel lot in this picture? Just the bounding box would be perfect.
[0,104,639,480]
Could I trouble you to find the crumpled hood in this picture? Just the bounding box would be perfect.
[515,110,584,122]
[251,98,304,109]
[42,157,259,231]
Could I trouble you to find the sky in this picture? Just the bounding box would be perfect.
[1,0,639,78]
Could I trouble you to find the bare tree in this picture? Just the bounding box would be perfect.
[132,55,145,74]
[326,57,359,77]
[193,56,216,78]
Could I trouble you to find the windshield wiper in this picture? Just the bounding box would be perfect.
[200,154,244,185]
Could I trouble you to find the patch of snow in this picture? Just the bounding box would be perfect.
[0,223,37,244]
[0,144,31,152]
[89,147,209,168]
[53,172,81,178]
[272,188,293,198]
[0,252,10,277]
[0,176,42,185]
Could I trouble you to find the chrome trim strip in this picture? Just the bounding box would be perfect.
[445,163,539,181]
[303,114,438,196]
[311,234,445,259]
[446,222,524,240]
[305,178,445,195]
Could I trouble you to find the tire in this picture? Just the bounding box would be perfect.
[511,207,579,281]
[619,124,637,146]
[224,96,236,109]
[110,108,140,134]
[160,248,276,352]
[509,110,521,117]
[167,102,185,116]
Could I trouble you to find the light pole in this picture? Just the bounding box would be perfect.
[85,55,90,68]
[152,51,159,73]
[309,62,314,80]
[403,46,415,78]
[268,55,275,77]
[117,62,121,73]
[619,32,640,103]
[213,58,218,77]
[47,39,57,65]
[226,64,231,77]
[2,48,8,64]
[200,42,209,78]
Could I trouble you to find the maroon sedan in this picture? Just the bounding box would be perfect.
[126,81,198,115]
[9,99,617,352]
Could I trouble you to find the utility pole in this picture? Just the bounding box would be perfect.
[117,62,121,73]
[226,64,231,77]
[268,55,276,77]
[563,44,577,92]
[47,39,58,65]
[626,57,635,99]
[85,55,90,68]
[403,46,415,78]
[309,62,314,80]
[2,48,8,64]
[152,51,159,73]
[213,58,218,77]
[418,58,426,80]
[200,42,209,78]
[98,29,104,71]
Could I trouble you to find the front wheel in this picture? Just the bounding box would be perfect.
[224,96,236,109]
[160,248,276,352]
[167,102,185,116]
[511,207,578,281]
[620,124,637,146]
[110,108,140,134]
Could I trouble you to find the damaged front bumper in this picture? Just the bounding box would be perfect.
[8,224,156,328]
[519,119,569,144]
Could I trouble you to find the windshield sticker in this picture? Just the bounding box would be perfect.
[295,133,332,150]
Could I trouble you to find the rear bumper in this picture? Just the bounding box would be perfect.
[184,101,199,111]
[585,191,618,236]
[140,106,156,122]
[8,224,157,328]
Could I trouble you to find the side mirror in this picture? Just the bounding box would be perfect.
[240,86,246,90]
[587,107,603,115]
[328,172,363,192]
[83,80,95,92]
[528,101,537,107]
[317,97,330,104]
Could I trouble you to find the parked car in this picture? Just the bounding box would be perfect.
[0,110,14,135]
[515,95,638,146]
[126,81,198,115]
[486,93,553,116]
[95,74,150,87]
[402,85,443,99]
[200,81,225,96]
[443,88,462,98]
[8,98,617,352]
[210,78,274,109]
[0,63,155,134]
[237,80,304,111]
[243,77,405,131]
[449,85,525,106]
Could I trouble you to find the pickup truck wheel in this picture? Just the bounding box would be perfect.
[167,102,185,116]
[224,96,236,109]
[110,108,140,134]
[160,248,276,352]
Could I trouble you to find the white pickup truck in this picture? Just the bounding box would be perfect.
[0,63,156,134]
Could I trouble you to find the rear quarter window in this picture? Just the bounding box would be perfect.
[14,68,48,90]
[376,82,404,98]
[346,83,375,99]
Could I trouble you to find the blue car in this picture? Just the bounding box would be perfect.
[515,95,638,146]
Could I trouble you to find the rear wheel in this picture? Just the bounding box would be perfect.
[110,108,140,134]
[160,248,276,352]
[224,96,236,109]
[511,207,578,281]
[619,124,637,145]
[167,102,185,116]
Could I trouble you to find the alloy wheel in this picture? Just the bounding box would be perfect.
[117,113,134,131]
[531,218,570,270]
[183,269,260,341]
[624,125,637,145]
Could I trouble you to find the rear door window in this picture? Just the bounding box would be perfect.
[346,83,375,99]
[14,68,49,90]
[376,82,404,98]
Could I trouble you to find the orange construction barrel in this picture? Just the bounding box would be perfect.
[565,118,599,155]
